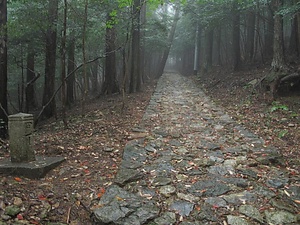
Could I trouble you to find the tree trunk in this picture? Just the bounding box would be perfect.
[103,12,119,94]
[232,0,241,71]
[129,0,141,93]
[215,26,222,66]
[0,0,7,138]
[271,0,285,71]
[264,5,274,59]
[61,0,67,127]
[246,9,256,62]
[25,44,37,112]
[42,0,58,119]
[66,39,75,106]
[0,0,7,128]
[296,0,300,57]
[193,24,200,75]
[203,27,214,73]
[157,7,180,78]
[81,0,88,114]
[288,16,298,57]
[140,1,146,82]
[91,61,99,96]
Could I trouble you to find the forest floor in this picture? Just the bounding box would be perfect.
[0,65,299,225]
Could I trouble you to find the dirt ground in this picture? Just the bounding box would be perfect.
[0,66,299,224]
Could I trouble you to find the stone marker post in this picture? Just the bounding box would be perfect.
[8,113,35,163]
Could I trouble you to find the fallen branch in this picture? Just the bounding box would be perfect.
[35,57,101,126]
[0,103,8,118]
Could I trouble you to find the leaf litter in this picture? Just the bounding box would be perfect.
[0,67,300,224]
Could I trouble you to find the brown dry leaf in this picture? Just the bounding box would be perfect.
[14,177,22,182]
[115,196,124,201]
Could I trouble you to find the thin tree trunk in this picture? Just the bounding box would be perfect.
[42,0,58,119]
[61,0,67,127]
[215,26,222,66]
[157,7,180,78]
[25,44,37,112]
[81,0,88,114]
[0,0,7,130]
[66,39,75,106]
[140,1,146,82]
[193,23,200,75]
[296,0,300,57]
[246,9,256,62]
[91,61,99,96]
[232,0,241,71]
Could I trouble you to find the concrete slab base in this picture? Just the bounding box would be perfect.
[0,156,66,179]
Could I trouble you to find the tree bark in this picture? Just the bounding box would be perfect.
[42,0,58,118]
[203,27,214,73]
[25,44,37,112]
[288,16,298,56]
[215,26,222,66]
[271,0,285,71]
[0,0,7,127]
[61,0,67,127]
[91,61,99,96]
[264,4,274,59]
[193,24,200,75]
[157,7,180,78]
[294,0,300,57]
[232,0,241,71]
[246,9,256,62]
[66,39,75,106]
[81,0,88,115]
[129,0,141,93]
[103,12,119,94]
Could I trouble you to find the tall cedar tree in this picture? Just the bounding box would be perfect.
[25,44,37,112]
[203,27,213,73]
[42,0,59,118]
[271,0,285,71]
[0,0,8,129]
[130,0,141,93]
[66,39,76,106]
[103,12,119,94]
[232,0,241,70]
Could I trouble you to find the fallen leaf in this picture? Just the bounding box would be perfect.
[17,214,23,220]
[29,220,41,225]
[38,195,47,201]
[115,196,124,201]
[97,188,106,198]
[14,177,22,182]
[195,205,201,211]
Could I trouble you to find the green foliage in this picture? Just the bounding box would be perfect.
[278,1,300,17]
[270,101,289,112]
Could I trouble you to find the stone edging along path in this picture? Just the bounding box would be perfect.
[91,73,300,225]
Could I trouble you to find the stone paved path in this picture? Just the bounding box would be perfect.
[92,73,300,225]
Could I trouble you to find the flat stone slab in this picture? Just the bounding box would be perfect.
[92,185,159,225]
[0,156,65,179]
